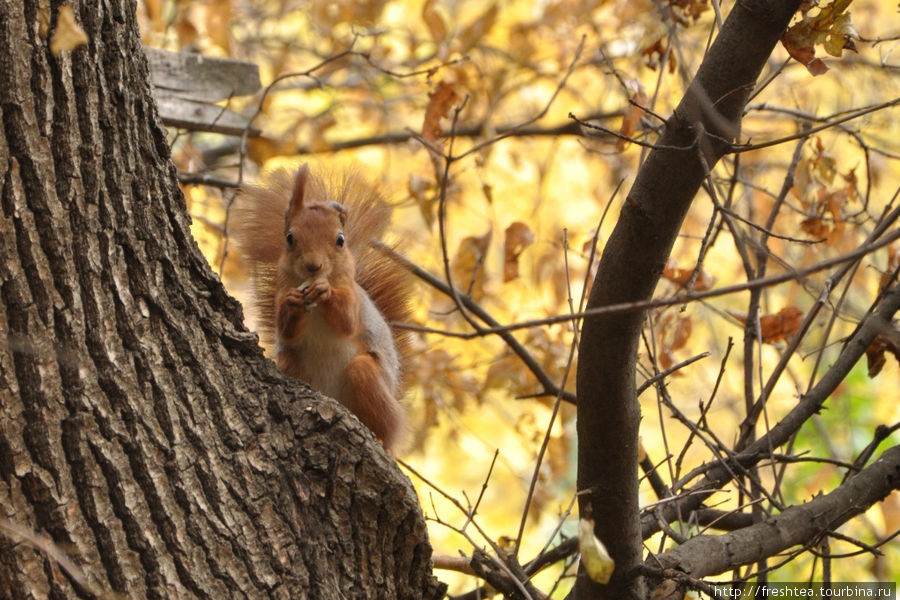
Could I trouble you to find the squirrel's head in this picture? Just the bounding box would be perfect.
[280,164,354,283]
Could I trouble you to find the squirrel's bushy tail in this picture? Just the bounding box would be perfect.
[231,166,414,384]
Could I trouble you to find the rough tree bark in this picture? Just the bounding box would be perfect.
[576,1,803,598]
[0,1,443,598]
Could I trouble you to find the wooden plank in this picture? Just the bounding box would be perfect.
[145,47,260,102]
[153,91,260,137]
[145,48,262,136]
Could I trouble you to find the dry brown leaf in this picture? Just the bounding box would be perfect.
[642,38,677,73]
[662,258,715,291]
[800,186,847,243]
[781,0,859,76]
[50,5,88,54]
[865,326,900,378]
[731,306,805,343]
[642,38,666,67]
[825,190,846,240]
[668,0,709,27]
[423,81,460,145]
[781,32,828,76]
[881,245,900,291]
[759,307,804,342]
[800,216,830,238]
[659,347,676,370]
[657,313,692,370]
[670,315,692,352]
[617,79,648,151]
[503,221,535,282]
[650,578,685,600]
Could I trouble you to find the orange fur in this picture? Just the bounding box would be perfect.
[343,352,405,452]
[231,164,413,451]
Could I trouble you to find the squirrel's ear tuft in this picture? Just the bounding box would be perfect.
[288,164,310,217]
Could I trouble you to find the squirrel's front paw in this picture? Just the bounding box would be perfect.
[301,278,332,307]
[283,288,307,310]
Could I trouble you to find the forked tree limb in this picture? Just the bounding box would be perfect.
[647,444,900,580]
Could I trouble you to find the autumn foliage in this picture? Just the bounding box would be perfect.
[145,0,900,595]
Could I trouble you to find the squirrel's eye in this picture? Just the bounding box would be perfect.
[336,232,345,248]
[286,231,294,247]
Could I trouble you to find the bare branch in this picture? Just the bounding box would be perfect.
[646,283,900,539]
[648,445,900,579]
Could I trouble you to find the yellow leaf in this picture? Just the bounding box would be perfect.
[459,4,498,53]
[408,174,436,227]
[880,491,900,533]
[142,0,165,32]
[205,0,231,53]
[422,0,448,44]
[176,15,199,49]
[451,229,492,300]
[578,517,614,584]
[50,5,88,55]
[246,136,294,166]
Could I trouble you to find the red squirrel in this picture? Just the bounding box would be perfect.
[231,164,412,451]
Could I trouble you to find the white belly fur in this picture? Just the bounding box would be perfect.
[279,283,400,402]
[292,309,358,400]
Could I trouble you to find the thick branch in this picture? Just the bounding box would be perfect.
[648,445,900,579]
[575,2,803,598]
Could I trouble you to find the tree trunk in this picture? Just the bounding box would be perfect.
[0,1,443,598]
[576,1,802,598]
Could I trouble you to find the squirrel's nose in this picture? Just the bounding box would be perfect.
[306,262,322,273]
